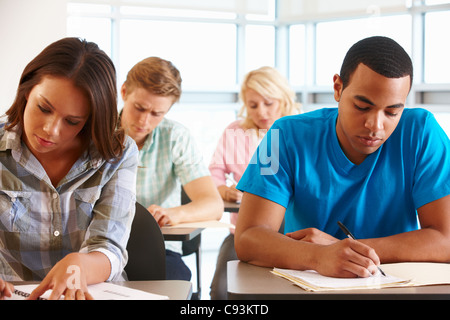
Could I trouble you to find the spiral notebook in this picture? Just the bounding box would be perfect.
[7,282,169,300]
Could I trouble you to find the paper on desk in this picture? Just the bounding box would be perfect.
[164,220,235,229]
[271,268,412,292]
[380,262,450,286]
[8,282,169,300]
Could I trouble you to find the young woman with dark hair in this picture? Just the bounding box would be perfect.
[0,37,138,300]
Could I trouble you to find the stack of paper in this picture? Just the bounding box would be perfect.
[271,268,412,292]
[272,262,450,292]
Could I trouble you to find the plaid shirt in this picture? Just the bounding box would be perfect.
[0,121,138,281]
[136,118,210,253]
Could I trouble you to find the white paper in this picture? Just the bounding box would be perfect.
[8,282,168,300]
[272,268,412,291]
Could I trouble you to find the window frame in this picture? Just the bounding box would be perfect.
[67,0,450,120]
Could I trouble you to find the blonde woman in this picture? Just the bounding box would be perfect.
[209,66,300,299]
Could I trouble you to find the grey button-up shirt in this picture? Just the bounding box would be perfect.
[0,121,138,281]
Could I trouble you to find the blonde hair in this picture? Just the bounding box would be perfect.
[123,57,182,103]
[238,66,300,130]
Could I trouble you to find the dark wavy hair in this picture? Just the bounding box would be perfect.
[6,37,124,161]
[340,36,413,90]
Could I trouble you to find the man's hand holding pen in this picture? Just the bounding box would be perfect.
[286,226,382,278]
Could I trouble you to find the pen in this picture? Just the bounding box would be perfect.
[337,221,386,277]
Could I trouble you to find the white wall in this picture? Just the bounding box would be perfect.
[0,0,67,114]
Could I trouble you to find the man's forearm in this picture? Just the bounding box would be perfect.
[363,228,450,263]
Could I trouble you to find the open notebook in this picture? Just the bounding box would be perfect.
[272,262,450,292]
[7,282,169,300]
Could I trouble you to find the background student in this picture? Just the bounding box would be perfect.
[120,57,223,281]
[235,36,450,278]
[209,66,300,299]
[0,37,138,300]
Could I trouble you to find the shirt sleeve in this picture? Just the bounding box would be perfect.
[171,124,210,186]
[412,112,450,209]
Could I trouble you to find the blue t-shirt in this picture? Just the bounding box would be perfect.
[237,108,450,239]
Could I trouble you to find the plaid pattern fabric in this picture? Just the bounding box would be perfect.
[0,121,138,281]
[135,118,210,253]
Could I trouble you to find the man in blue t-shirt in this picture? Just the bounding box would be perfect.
[235,36,450,278]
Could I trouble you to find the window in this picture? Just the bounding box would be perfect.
[119,20,237,89]
[434,112,450,138]
[315,14,412,86]
[244,25,275,73]
[66,0,450,142]
[424,10,450,83]
[289,24,306,86]
[67,17,112,57]
[425,0,450,4]
[119,5,237,19]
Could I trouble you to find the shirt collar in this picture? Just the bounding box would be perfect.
[0,121,22,153]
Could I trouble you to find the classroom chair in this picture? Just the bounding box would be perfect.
[125,202,166,281]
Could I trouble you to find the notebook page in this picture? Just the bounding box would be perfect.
[272,268,411,291]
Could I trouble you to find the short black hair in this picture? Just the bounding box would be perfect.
[340,36,413,90]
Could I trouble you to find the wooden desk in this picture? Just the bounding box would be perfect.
[227,260,450,300]
[224,200,240,213]
[161,226,203,241]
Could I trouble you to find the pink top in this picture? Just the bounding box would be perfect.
[209,120,264,231]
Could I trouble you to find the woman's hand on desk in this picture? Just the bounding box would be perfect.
[218,185,243,203]
[28,252,109,300]
[28,253,94,300]
[0,279,14,300]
